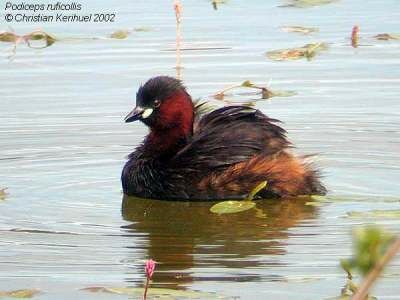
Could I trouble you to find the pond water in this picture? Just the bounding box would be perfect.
[1,0,399,299]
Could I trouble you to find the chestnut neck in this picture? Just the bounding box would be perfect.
[143,90,194,159]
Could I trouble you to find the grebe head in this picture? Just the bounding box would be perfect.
[125,76,194,135]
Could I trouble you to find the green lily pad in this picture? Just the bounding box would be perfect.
[0,289,41,298]
[210,200,256,214]
[82,286,220,298]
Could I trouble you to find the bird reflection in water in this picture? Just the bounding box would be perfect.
[121,195,318,289]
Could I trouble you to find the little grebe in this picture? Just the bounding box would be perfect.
[122,76,326,200]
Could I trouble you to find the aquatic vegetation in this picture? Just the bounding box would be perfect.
[337,227,400,300]
[211,0,228,10]
[213,80,297,101]
[280,0,338,8]
[0,288,41,298]
[144,259,156,300]
[210,200,256,214]
[27,31,56,48]
[210,181,267,215]
[0,30,56,48]
[82,286,220,298]
[0,187,8,201]
[374,33,400,40]
[0,30,56,59]
[266,42,328,61]
[133,27,153,32]
[351,25,360,48]
[281,25,319,34]
[109,30,130,39]
[109,27,152,39]
[247,181,268,201]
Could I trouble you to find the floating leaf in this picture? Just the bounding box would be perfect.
[374,33,400,41]
[27,31,56,48]
[0,31,18,43]
[280,0,337,8]
[210,201,256,214]
[241,80,254,87]
[0,289,41,298]
[0,188,8,201]
[305,201,323,207]
[261,88,274,99]
[133,27,152,32]
[346,210,400,219]
[263,89,297,99]
[267,49,304,61]
[82,286,220,298]
[110,30,130,39]
[281,26,319,34]
[266,42,327,61]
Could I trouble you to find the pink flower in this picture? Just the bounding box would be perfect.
[145,259,156,279]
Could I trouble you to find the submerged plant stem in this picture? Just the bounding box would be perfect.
[143,277,150,300]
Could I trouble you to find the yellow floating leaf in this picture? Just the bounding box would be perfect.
[0,31,18,43]
[305,201,323,207]
[0,289,41,298]
[82,286,219,298]
[133,27,152,32]
[241,80,254,87]
[25,31,57,48]
[264,89,297,99]
[110,30,130,39]
[374,33,400,40]
[281,26,319,34]
[281,0,337,8]
[266,42,327,61]
[210,201,256,214]
[0,187,8,201]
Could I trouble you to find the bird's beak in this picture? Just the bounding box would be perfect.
[124,106,144,123]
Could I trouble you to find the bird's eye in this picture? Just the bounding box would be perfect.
[154,99,161,108]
